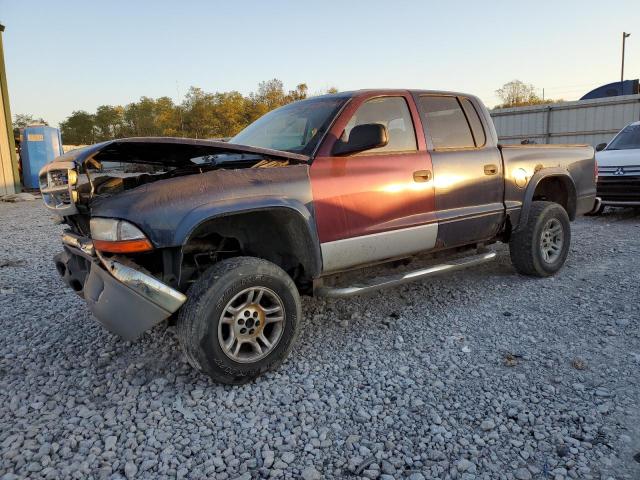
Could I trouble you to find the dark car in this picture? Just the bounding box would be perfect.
[40,90,597,384]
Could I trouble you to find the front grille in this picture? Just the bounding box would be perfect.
[39,162,79,215]
[598,165,640,177]
[597,175,640,202]
[48,169,69,187]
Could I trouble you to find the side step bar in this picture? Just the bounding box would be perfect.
[316,251,496,298]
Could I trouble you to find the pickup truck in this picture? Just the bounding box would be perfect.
[40,89,597,384]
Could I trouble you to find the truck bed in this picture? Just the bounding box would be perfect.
[499,144,597,226]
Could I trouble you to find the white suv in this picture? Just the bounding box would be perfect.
[593,121,640,213]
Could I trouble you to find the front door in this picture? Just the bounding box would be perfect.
[310,92,436,273]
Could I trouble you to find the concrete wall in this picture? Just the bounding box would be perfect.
[491,94,640,146]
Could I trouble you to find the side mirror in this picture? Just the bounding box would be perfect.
[595,143,607,152]
[333,123,388,156]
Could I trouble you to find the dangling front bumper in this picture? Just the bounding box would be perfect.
[54,232,186,341]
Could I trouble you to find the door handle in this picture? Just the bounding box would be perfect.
[484,164,498,175]
[413,170,432,182]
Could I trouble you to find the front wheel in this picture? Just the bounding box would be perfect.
[509,201,571,277]
[177,257,301,384]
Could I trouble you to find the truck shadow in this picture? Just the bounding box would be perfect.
[589,207,640,222]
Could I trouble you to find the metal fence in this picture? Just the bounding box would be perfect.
[490,94,640,146]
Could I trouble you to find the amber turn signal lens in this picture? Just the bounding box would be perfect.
[93,238,153,253]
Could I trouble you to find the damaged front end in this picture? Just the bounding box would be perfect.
[39,137,308,214]
[55,232,186,340]
[40,137,308,340]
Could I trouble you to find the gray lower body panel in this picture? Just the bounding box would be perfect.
[55,249,179,341]
[320,223,438,273]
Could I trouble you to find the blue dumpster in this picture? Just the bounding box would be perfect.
[21,126,63,189]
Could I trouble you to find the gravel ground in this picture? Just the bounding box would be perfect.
[0,200,639,480]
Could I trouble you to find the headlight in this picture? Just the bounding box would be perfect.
[68,169,78,185]
[90,218,153,253]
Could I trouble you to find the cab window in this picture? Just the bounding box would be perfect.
[419,96,476,149]
[460,98,486,147]
[341,97,417,153]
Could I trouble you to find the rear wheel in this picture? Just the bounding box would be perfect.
[177,256,301,384]
[509,201,571,277]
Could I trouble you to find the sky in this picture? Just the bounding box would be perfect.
[1,0,639,127]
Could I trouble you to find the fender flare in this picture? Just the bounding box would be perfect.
[516,167,577,231]
[174,197,322,278]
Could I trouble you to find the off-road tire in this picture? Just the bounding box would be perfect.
[177,256,301,384]
[509,201,571,277]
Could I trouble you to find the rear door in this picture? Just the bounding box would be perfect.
[415,94,504,247]
[310,92,436,273]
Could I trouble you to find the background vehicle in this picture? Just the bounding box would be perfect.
[593,121,640,213]
[40,90,597,384]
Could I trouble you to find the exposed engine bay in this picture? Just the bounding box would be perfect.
[76,156,291,203]
[40,137,308,214]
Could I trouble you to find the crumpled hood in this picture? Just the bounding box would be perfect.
[54,137,309,167]
[90,163,314,247]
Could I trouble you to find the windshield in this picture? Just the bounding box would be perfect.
[607,124,640,150]
[230,96,348,155]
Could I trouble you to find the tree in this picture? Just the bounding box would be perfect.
[286,83,308,102]
[124,97,160,137]
[94,105,125,141]
[154,96,181,136]
[210,91,249,138]
[57,79,322,143]
[256,79,287,110]
[13,113,48,137]
[495,80,542,108]
[181,87,217,138]
[59,111,96,145]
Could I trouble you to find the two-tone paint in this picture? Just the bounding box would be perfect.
[42,89,597,279]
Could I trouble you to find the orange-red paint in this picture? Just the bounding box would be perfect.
[310,91,436,243]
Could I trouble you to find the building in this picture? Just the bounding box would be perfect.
[491,94,640,146]
[0,24,19,196]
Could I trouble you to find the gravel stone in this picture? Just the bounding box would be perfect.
[514,467,532,480]
[480,419,495,431]
[281,452,295,464]
[0,202,639,479]
[457,458,474,472]
[300,466,321,480]
[104,436,117,451]
[263,451,275,469]
[124,461,138,479]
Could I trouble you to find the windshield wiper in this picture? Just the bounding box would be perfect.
[193,153,265,166]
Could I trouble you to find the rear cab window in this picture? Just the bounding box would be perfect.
[418,95,485,149]
[460,98,486,147]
